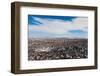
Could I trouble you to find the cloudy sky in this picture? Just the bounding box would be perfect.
[28,15,88,38]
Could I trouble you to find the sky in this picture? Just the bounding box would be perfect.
[28,15,88,38]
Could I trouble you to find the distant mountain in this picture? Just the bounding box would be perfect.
[29,37,88,40]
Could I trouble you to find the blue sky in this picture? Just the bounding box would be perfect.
[28,15,88,38]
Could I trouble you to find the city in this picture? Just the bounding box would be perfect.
[28,38,88,60]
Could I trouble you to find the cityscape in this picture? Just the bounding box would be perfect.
[28,15,88,60]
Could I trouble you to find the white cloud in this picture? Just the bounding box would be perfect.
[29,17,88,38]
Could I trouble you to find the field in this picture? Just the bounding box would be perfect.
[28,38,88,60]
